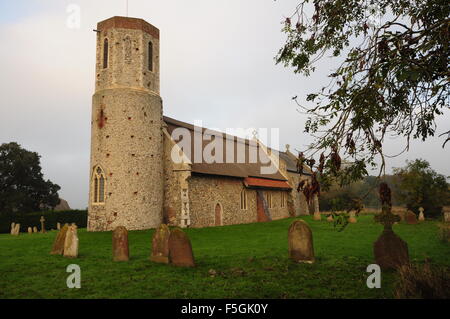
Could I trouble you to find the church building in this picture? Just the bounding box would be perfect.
[87,16,318,231]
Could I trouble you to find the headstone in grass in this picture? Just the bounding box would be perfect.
[10,222,15,235]
[28,227,32,234]
[168,228,195,267]
[40,216,46,233]
[288,220,315,264]
[50,224,69,255]
[313,211,321,221]
[151,224,170,264]
[12,223,20,236]
[63,224,79,258]
[33,226,38,233]
[444,211,450,223]
[418,207,425,222]
[374,229,409,270]
[405,210,418,224]
[57,223,61,230]
[112,226,129,261]
[326,215,334,222]
[348,211,357,223]
[374,183,409,270]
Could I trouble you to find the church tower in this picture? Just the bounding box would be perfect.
[88,17,163,231]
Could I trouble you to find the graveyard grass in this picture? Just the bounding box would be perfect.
[0,215,449,299]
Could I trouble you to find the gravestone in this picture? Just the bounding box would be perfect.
[313,211,321,221]
[63,225,78,258]
[326,215,334,222]
[57,223,61,230]
[374,183,409,270]
[33,226,38,233]
[50,224,69,255]
[418,207,425,222]
[12,224,20,236]
[112,226,129,261]
[151,224,170,263]
[444,211,450,223]
[374,229,409,269]
[40,216,46,233]
[288,220,315,263]
[405,210,418,224]
[348,211,357,223]
[10,223,15,235]
[168,228,195,267]
[28,227,32,234]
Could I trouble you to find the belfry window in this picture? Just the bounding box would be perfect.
[148,41,153,71]
[103,38,109,68]
[240,189,248,210]
[93,166,106,203]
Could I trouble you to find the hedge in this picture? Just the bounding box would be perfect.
[0,210,87,234]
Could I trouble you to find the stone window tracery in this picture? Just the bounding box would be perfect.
[93,166,106,204]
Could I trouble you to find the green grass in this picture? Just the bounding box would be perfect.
[0,215,448,299]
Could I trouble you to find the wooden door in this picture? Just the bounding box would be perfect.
[214,203,222,226]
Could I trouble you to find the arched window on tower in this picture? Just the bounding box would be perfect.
[148,41,153,71]
[103,38,109,69]
[240,189,247,210]
[93,166,106,203]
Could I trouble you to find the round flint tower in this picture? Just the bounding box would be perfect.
[88,16,163,231]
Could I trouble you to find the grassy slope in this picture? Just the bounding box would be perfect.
[0,215,448,299]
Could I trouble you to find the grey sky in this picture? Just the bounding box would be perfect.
[0,0,448,209]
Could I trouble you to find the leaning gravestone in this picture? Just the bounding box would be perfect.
[288,220,315,263]
[10,223,15,235]
[112,226,129,261]
[405,210,418,224]
[63,224,79,258]
[27,227,32,234]
[313,211,322,221]
[50,224,69,255]
[151,224,170,263]
[326,215,334,222]
[168,228,195,267]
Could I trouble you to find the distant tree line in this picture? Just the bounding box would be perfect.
[320,159,449,218]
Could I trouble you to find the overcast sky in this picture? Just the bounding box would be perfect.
[0,0,448,209]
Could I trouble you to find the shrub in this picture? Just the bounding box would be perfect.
[395,263,450,299]
[0,210,87,233]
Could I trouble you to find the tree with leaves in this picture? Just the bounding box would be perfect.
[277,0,449,186]
[393,159,449,218]
[0,142,60,216]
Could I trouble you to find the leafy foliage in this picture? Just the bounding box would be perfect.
[277,0,450,184]
[393,158,449,218]
[0,142,60,216]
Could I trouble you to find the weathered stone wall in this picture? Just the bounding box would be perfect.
[88,17,163,231]
[95,18,160,94]
[162,129,193,227]
[286,172,312,216]
[188,174,290,227]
